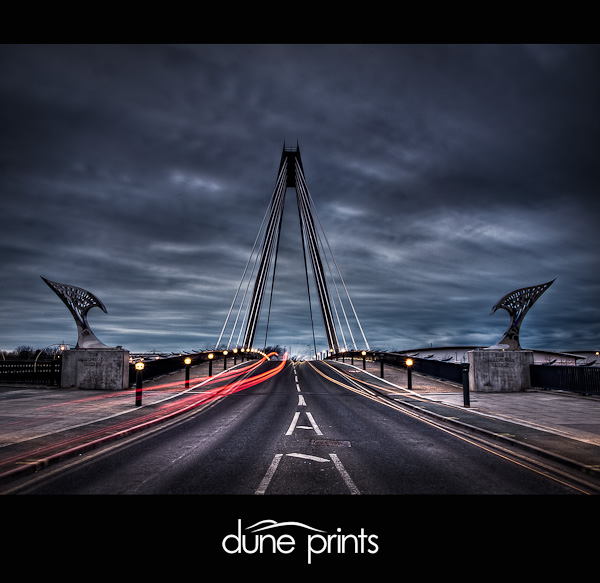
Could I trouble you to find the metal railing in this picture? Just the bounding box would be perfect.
[374,353,599,396]
[378,352,465,383]
[0,360,61,385]
[530,364,600,395]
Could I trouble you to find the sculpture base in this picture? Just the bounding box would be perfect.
[468,350,533,392]
[61,348,130,390]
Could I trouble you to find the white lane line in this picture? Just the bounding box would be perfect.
[306,412,323,436]
[296,382,301,392]
[330,453,360,495]
[286,411,301,435]
[255,454,283,495]
[298,394,306,406]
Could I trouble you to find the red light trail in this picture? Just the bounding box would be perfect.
[0,352,288,481]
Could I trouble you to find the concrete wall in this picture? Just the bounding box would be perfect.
[468,350,534,392]
[61,348,130,390]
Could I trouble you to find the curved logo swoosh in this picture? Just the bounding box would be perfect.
[246,520,326,534]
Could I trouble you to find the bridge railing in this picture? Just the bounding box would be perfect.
[337,351,600,395]
[128,350,261,385]
[0,360,61,385]
[329,351,465,383]
[0,350,260,388]
[378,352,465,383]
[530,364,600,396]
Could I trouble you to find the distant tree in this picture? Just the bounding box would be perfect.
[264,345,284,357]
[14,345,36,359]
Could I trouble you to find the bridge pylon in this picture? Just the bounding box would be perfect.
[216,143,369,357]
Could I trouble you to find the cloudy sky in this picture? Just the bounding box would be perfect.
[1,44,598,357]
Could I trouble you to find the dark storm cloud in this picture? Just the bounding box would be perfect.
[1,43,599,356]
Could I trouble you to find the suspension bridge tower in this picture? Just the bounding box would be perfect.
[217,143,369,357]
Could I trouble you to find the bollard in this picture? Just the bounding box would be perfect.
[184,357,191,389]
[406,358,413,391]
[135,361,144,406]
[462,363,470,407]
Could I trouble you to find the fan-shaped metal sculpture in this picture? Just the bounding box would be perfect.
[42,276,109,349]
[489,279,555,350]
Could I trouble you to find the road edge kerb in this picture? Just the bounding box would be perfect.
[0,391,223,488]
[0,362,248,489]
[337,361,600,480]
[375,385,600,479]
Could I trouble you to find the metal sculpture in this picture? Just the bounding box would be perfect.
[42,276,109,349]
[489,279,555,350]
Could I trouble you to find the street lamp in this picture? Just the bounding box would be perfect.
[135,361,144,406]
[405,358,413,391]
[34,342,70,372]
[184,357,192,388]
[223,350,228,370]
[208,352,214,376]
[362,350,367,370]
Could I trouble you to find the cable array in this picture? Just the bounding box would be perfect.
[216,144,369,356]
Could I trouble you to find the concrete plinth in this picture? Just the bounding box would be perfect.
[61,348,130,390]
[468,350,533,392]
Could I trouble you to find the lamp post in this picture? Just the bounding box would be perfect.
[233,348,238,365]
[362,350,367,370]
[33,342,70,372]
[405,358,413,391]
[223,350,228,370]
[184,357,191,389]
[135,361,144,406]
[208,353,214,376]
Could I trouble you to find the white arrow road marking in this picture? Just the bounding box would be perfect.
[256,452,361,495]
[286,453,330,462]
[306,412,323,435]
[285,411,322,435]
[286,412,301,435]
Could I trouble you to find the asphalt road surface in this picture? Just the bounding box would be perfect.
[15,358,587,495]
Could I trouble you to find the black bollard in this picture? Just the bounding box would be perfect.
[462,363,470,407]
[135,362,144,406]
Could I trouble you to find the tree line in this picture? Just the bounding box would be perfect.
[1,345,65,360]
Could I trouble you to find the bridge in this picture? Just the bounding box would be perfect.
[1,145,600,497]
[1,144,598,396]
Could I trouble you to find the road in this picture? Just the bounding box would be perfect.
[12,357,590,494]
